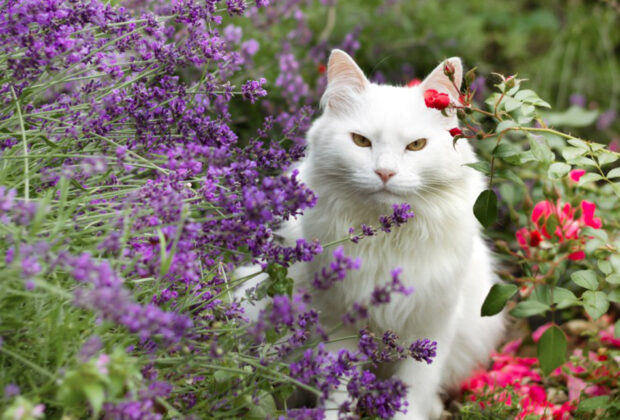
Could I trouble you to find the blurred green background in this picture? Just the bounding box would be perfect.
[235,0,618,143]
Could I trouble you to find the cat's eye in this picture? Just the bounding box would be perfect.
[406,138,427,151]
[351,133,371,148]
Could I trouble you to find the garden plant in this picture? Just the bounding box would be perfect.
[0,0,618,419]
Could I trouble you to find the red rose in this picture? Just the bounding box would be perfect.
[424,89,451,110]
[318,63,326,74]
[529,230,542,247]
[448,127,463,137]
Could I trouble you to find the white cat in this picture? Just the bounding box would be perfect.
[284,50,505,420]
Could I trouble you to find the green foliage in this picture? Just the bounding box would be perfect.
[481,283,518,316]
[537,326,567,375]
[473,189,498,228]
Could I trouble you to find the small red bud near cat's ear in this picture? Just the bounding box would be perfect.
[443,62,455,82]
[504,75,516,90]
[449,127,463,137]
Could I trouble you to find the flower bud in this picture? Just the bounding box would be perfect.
[504,75,516,90]
[464,67,477,87]
[443,62,455,81]
[457,109,466,120]
[449,127,463,137]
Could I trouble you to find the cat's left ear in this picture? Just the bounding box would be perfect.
[420,57,463,100]
[321,49,369,114]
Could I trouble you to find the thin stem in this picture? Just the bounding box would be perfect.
[10,86,29,202]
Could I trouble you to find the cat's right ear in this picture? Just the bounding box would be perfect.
[320,49,369,114]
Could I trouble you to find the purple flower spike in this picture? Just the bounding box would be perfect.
[409,338,438,364]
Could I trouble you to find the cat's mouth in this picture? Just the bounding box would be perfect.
[373,186,405,199]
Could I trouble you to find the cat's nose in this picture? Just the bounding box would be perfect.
[375,169,396,183]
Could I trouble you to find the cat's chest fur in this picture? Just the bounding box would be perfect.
[292,181,478,338]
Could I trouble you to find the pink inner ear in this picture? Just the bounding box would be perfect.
[327,51,368,92]
[323,50,368,112]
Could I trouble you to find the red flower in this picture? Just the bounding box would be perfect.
[317,63,326,74]
[529,230,542,247]
[407,78,421,87]
[516,199,603,261]
[569,169,585,183]
[532,200,602,241]
[424,89,451,110]
[448,127,463,137]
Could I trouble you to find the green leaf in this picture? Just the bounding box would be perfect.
[245,391,277,419]
[514,89,551,108]
[578,172,602,185]
[266,264,294,297]
[496,168,526,186]
[537,325,567,375]
[607,167,620,179]
[606,274,620,285]
[578,396,610,412]
[585,238,604,254]
[561,146,586,162]
[473,189,498,228]
[503,96,522,112]
[542,106,598,127]
[529,136,554,163]
[570,270,598,290]
[510,300,549,318]
[581,226,608,242]
[582,291,609,319]
[481,283,518,316]
[597,151,619,166]
[598,260,612,275]
[609,289,620,303]
[547,162,571,179]
[552,287,579,309]
[495,120,518,134]
[615,319,620,338]
[545,214,558,238]
[83,383,105,417]
[464,162,491,175]
[531,284,551,305]
[492,143,520,158]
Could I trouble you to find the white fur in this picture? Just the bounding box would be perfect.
[285,50,505,420]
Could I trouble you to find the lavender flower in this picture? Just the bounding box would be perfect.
[242,78,268,103]
[409,338,438,364]
[379,203,415,233]
[4,384,20,398]
[312,246,361,290]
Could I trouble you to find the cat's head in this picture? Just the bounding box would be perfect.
[306,50,480,210]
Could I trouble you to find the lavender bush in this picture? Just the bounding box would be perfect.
[0,1,429,418]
